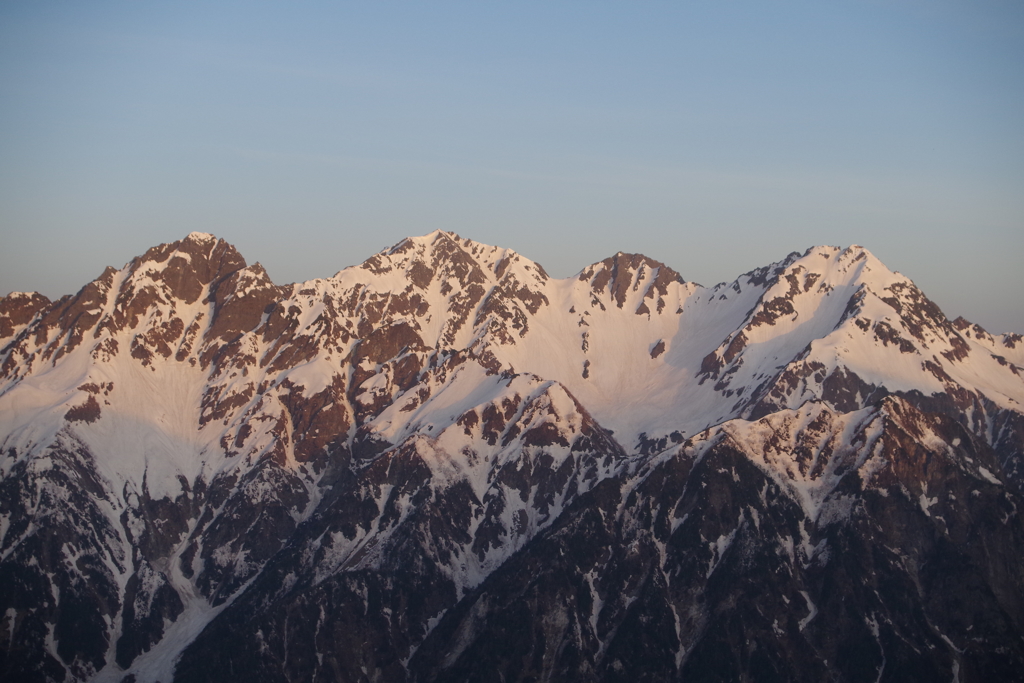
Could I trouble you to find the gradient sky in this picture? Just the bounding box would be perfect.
[2,1,1022,332]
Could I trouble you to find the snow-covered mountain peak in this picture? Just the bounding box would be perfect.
[185,231,217,244]
[3,232,1024,683]
[0,291,43,301]
[576,252,686,312]
[353,230,548,290]
[128,233,248,299]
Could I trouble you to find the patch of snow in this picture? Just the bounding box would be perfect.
[798,590,818,630]
[185,232,216,243]
[978,467,1001,484]
[706,525,739,578]
[919,492,938,516]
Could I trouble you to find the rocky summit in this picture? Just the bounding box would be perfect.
[1,231,1023,682]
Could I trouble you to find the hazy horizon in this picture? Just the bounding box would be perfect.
[2,2,1022,333]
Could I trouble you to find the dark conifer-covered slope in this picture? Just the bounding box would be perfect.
[1,231,1022,682]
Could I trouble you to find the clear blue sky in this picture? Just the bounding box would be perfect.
[2,1,1022,332]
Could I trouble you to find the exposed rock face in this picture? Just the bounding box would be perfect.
[0,231,1022,682]
[412,399,1024,682]
[0,292,50,346]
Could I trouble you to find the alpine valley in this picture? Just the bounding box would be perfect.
[1,231,1023,683]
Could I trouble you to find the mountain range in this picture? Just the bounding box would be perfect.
[1,231,1022,682]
